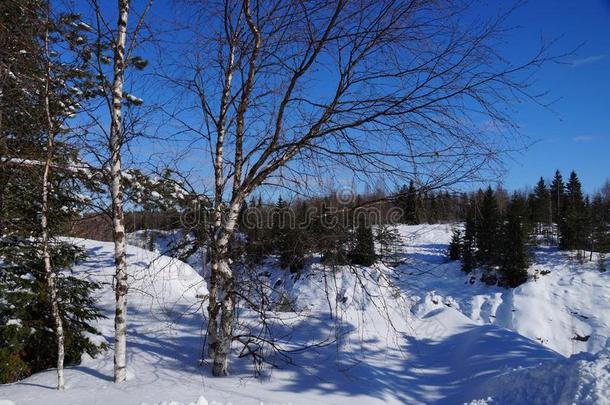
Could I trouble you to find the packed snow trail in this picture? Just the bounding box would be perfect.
[1,226,609,404]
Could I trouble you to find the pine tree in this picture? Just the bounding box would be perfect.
[500,193,532,287]
[448,229,462,261]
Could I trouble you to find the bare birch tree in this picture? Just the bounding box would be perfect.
[163,0,560,376]
[85,0,154,384]
[40,2,65,389]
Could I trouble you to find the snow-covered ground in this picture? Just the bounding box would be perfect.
[1,225,609,404]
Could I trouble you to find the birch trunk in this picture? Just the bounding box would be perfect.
[41,5,65,389]
[213,256,235,376]
[110,0,130,384]
[209,203,241,376]
[41,137,65,391]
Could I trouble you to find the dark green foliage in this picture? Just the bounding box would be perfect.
[349,222,376,266]
[461,203,477,273]
[273,198,305,272]
[476,187,501,267]
[500,193,532,287]
[448,229,462,261]
[0,242,105,383]
[530,177,552,234]
[395,180,418,225]
[559,171,587,252]
[375,225,401,258]
[550,170,565,224]
[316,203,350,266]
[0,0,104,383]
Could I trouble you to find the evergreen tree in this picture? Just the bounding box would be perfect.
[375,225,401,258]
[396,180,418,224]
[0,1,104,384]
[350,221,376,266]
[500,193,532,287]
[559,171,587,253]
[550,170,565,225]
[318,202,349,265]
[461,201,477,273]
[448,228,462,261]
[591,194,608,271]
[278,201,307,273]
[476,187,501,267]
[530,177,551,234]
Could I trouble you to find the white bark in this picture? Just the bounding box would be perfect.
[110,0,130,384]
[42,5,65,390]
[210,200,242,376]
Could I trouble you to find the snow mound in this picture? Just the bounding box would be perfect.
[468,346,610,404]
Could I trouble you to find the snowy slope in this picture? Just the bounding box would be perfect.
[393,225,610,357]
[1,226,609,404]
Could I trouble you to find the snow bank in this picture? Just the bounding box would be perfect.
[2,225,609,405]
[467,345,610,404]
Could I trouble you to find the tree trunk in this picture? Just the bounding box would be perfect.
[42,5,65,389]
[110,0,130,384]
[206,252,220,361]
[208,203,241,376]
[213,264,235,377]
[41,133,65,391]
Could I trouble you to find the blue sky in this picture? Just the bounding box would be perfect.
[125,0,610,195]
[493,0,610,193]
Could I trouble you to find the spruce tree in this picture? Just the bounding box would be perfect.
[531,177,551,235]
[0,1,103,384]
[396,180,418,224]
[559,171,587,253]
[278,201,307,273]
[500,193,532,287]
[550,170,565,225]
[448,228,462,261]
[350,221,376,266]
[476,187,501,267]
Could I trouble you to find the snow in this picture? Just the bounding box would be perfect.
[141,397,208,405]
[1,225,609,404]
[468,347,610,404]
[6,319,21,326]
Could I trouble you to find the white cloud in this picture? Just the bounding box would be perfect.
[572,135,594,142]
[570,54,605,67]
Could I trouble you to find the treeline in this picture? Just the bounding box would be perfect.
[229,171,609,289]
[235,195,391,273]
[448,171,610,287]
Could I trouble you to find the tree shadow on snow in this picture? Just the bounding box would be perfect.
[273,319,561,404]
